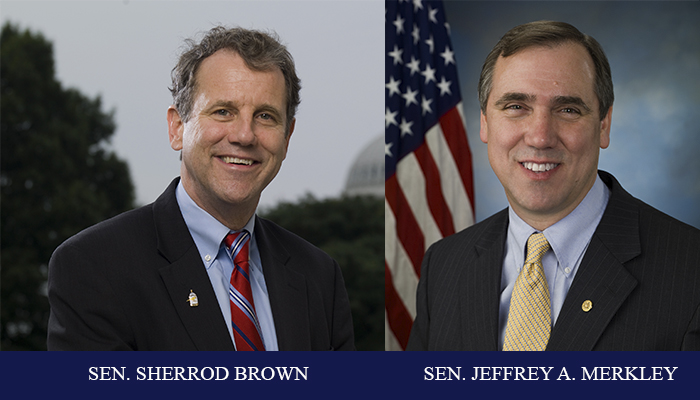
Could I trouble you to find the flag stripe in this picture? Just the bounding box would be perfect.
[385,312,402,350]
[385,262,413,349]
[426,109,474,229]
[413,143,456,237]
[396,152,443,250]
[385,175,425,274]
[384,199,419,317]
[440,106,475,207]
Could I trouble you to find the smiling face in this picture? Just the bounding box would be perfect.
[168,49,294,229]
[480,42,612,230]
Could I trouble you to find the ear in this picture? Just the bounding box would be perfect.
[599,106,612,149]
[167,106,184,151]
[283,118,295,156]
[479,111,489,144]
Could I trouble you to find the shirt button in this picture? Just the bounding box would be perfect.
[205,254,211,262]
[564,267,571,274]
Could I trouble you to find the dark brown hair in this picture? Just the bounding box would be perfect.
[478,21,613,120]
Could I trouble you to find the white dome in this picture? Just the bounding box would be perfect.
[343,134,384,197]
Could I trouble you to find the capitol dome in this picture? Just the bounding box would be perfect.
[343,134,384,197]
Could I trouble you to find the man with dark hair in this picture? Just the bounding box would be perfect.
[47,26,354,351]
[407,21,700,351]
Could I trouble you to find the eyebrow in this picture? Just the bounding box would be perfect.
[494,92,535,107]
[206,100,238,112]
[206,100,284,118]
[552,95,592,113]
[494,92,591,113]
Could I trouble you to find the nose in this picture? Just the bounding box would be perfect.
[227,114,256,146]
[523,110,558,149]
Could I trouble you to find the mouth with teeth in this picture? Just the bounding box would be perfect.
[521,162,559,173]
[219,156,255,166]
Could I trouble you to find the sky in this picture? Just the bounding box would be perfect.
[444,1,700,229]
[1,0,384,209]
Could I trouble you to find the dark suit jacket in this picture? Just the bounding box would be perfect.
[407,171,700,350]
[47,178,355,350]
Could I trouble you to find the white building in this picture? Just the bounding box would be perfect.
[343,134,384,197]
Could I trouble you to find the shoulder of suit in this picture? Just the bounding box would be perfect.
[634,196,700,238]
[53,203,156,255]
[604,171,700,238]
[256,216,333,261]
[428,208,508,252]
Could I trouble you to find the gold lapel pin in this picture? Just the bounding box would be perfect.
[187,290,199,307]
[582,300,593,312]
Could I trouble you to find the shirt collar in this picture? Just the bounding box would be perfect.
[508,174,610,273]
[175,180,256,268]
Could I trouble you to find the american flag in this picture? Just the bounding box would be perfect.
[385,0,475,350]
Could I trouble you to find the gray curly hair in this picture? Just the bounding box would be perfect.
[169,26,301,136]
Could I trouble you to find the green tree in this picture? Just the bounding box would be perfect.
[1,23,135,350]
[260,194,383,351]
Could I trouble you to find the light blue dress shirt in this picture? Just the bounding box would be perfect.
[176,181,278,351]
[498,175,610,349]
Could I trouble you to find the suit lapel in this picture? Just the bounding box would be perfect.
[547,172,641,351]
[255,218,310,351]
[459,210,508,350]
[153,179,234,350]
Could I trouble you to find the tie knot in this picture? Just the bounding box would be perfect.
[525,232,550,265]
[224,230,250,263]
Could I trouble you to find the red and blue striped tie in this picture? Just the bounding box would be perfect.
[224,230,265,351]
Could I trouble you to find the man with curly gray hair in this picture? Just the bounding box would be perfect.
[48,26,354,351]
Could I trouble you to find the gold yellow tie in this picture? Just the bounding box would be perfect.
[503,232,551,351]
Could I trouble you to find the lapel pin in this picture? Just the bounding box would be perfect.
[582,300,593,312]
[187,290,199,307]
